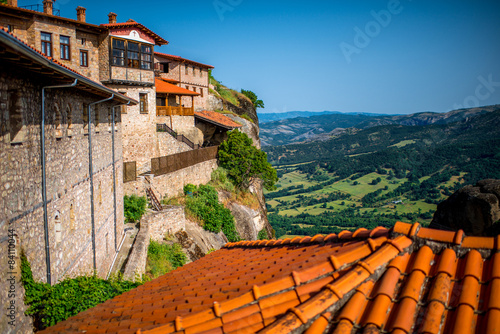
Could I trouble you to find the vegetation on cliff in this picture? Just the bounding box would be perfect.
[21,252,140,330]
[146,241,187,279]
[219,130,278,191]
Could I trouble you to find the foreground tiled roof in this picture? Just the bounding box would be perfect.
[155,78,200,96]
[194,110,243,129]
[155,52,214,69]
[41,222,500,333]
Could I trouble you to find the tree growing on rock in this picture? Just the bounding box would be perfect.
[218,130,277,191]
[240,89,264,109]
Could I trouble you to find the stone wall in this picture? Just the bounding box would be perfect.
[122,207,187,280]
[157,132,191,157]
[0,62,125,332]
[0,64,125,281]
[123,159,218,199]
[109,85,157,174]
[155,54,211,111]
[152,159,218,200]
[157,115,195,132]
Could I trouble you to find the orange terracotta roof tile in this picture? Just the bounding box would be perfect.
[101,21,168,45]
[40,223,500,333]
[194,110,243,130]
[155,78,200,96]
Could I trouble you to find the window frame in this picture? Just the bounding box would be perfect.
[41,32,52,57]
[60,35,70,60]
[80,50,88,67]
[110,37,154,71]
[139,93,148,114]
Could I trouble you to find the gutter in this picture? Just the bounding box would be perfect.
[41,79,78,285]
[0,29,136,106]
[88,95,114,274]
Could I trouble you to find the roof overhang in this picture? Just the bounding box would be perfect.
[155,78,200,96]
[0,29,136,105]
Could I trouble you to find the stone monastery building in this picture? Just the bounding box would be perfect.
[0,0,232,295]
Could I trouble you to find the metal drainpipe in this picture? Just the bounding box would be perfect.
[112,101,130,251]
[88,94,114,274]
[41,79,78,285]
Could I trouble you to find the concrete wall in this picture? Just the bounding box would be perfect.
[0,63,124,286]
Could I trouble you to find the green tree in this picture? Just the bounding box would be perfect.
[240,89,264,109]
[218,130,278,191]
[0,0,7,4]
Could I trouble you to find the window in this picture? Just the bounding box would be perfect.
[200,88,204,97]
[139,93,148,114]
[41,32,52,57]
[111,37,154,70]
[60,35,70,60]
[80,50,88,67]
[193,66,196,76]
[81,37,86,45]
[127,42,139,68]
[161,62,169,73]
[185,64,188,75]
[141,45,152,70]
[185,86,189,91]
[112,38,125,66]
[7,25,12,33]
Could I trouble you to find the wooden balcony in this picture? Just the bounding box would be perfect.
[156,106,194,116]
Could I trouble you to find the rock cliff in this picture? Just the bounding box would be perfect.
[430,179,500,236]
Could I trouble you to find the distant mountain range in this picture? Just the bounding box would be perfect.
[257,111,389,123]
[259,105,500,146]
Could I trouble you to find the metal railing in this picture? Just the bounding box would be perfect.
[20,4,61,16]
[157,123,199,150]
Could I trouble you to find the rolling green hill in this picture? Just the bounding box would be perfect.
[263,107,500,237]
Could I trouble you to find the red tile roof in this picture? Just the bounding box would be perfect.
[40,222,500,333]
[0,28,136,105]
[194,110,242,129]
[155,52,214,69]
[101,21,168,45]
[155,78,200,96]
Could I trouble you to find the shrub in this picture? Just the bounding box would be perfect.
[21,252,140,330]
[185,184,240,242]
[240,89,264,109]
[146,241,187,279]
[124,195,147,223]
[218,130,278,191]
[258,228,269,240]
[210,168,235,193]
[184,183,197,195]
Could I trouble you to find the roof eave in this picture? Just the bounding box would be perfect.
[0,29,137,105]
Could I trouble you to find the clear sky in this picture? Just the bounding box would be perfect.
[21,0,500,114]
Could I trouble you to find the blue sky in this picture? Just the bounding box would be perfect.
[21,0,500,114]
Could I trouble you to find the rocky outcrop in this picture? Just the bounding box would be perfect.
[207,92,258,124]
[225,114,261,149]
[430,179,500,236]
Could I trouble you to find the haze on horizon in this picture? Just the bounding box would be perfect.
[26,0,500,115]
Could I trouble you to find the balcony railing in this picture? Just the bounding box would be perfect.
[156,106,194,117]
[20,4,61,16]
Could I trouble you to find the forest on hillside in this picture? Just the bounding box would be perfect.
[263,108,500,237]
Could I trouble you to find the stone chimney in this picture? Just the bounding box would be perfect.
[43,0,53,15]
[108,12,117,24]
[76,6,86,22]
[7,0,18,7]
